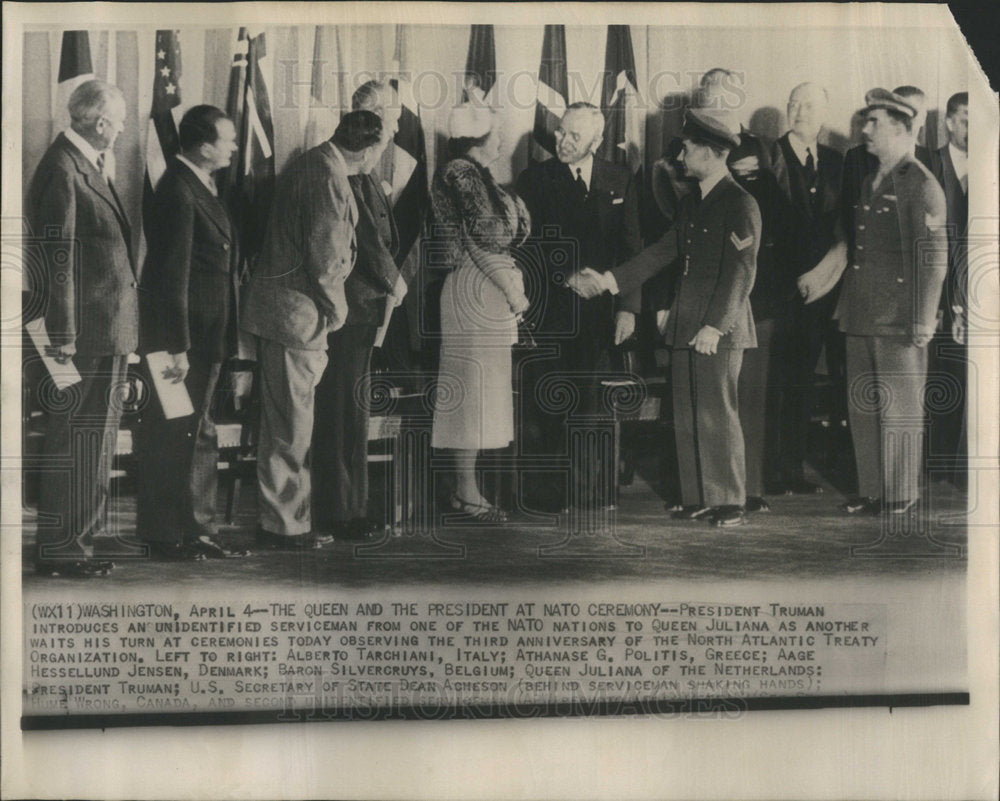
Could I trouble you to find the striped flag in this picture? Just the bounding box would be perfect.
[52,30,94,136]
[302,25,345,149]
[464,24,496,102]
[531,25,568,161]
[142,30,182,229]
[224,27,275,275]
[598,25,642,173]
[388,24,429,268]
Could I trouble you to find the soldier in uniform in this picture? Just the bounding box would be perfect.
[832,89,948,515]
[569,108,761,527]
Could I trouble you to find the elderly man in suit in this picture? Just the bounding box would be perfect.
[927,91,969,487]
[515,102,641,513]
[241,110,386,550]
[813,89,947,516]
[25,79,137,577]
[311,81,409,542]
[571,108,761,527]
[768,82,846,496]
[135,104,242,560]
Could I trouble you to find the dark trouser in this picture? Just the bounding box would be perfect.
[738,319,776,498]
[777,294,846,483]
[521,310,613,509]
[36,354,127,563]
[672,347,745,507]
[135,354,222,544]
[312,324,377,526]
[927,330,967,487]
[845,334,927,503]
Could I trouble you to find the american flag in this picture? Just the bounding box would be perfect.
[224,27,275,276]
[598,25,642,173]
[142,30,182,229]
[531,25,568,161]
[464,24,496,102]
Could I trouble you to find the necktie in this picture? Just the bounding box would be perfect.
[96,151,108,181]
[575,167,588,198]
[804,148,816,180]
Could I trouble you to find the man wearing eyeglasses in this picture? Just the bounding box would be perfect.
[25,79,137,577]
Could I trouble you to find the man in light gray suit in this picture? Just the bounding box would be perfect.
[241,110,386,549]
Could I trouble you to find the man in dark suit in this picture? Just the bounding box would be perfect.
[242,111,385,550]
[25,79,137,577]
[768,82,845,496]
[135,104,243,560]
[515,102,642,512]
[831,90,948,515]
[927,91,969,487]
[571,108,761,527]
[312,81,407,541]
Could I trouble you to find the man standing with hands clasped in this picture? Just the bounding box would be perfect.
[569,108,760,527]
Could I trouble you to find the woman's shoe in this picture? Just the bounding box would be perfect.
[449,494,508,523]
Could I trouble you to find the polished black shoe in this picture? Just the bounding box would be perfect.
[841,496,880,515]
[187,535,251,558]
[671,505,712,520]
[783,480,823,495]
[884,498,919,515]
[254,529,329,551]
[35,560,115,578]
[745,496,771,513]
[711,506,746,527]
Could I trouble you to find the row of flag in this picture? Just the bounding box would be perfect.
[53,24,643,278]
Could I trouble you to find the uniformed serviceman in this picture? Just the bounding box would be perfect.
[828,89,948,515]
[569,108,761,527]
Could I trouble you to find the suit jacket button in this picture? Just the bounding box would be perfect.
[131,280,137,288]
[222,242,230,251]
[853,265,860,270]
[896,277,904,283]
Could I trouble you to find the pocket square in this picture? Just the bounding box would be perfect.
[612,197,624,205]
[730,232,754,251]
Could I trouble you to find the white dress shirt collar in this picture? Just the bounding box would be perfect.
[64,127,104,172]
[176,154,219,196]
[787,131,818,167]
[568,154,594,190]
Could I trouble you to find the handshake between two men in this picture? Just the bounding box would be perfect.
[566,267,722,355]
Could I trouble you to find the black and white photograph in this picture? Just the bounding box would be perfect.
[2,2,997,799]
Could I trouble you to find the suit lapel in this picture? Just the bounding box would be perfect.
[175,161,232,240]
[63,136,134,269]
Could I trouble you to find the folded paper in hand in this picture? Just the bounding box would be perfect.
[145,351,195,419]
[25,317,81,391]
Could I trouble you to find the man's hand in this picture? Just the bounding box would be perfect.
[389,274,407,309]
[952,306,967,345]
[613,311,636,345]
[163,351,190,384]
[44,343,76,365]
[689,326,722,355]
[910,333,932,349]
[655,309,670,336]
[567,268,606,300]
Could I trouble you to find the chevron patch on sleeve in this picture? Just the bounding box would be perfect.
[730,231,754,251]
